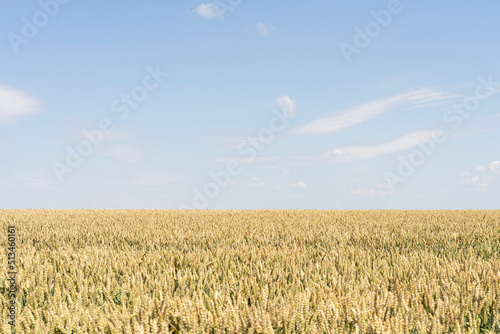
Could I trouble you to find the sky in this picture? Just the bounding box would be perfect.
[1,0,499,209]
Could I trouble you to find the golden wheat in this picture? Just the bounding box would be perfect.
[1,210,499,333]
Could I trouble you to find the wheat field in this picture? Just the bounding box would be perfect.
[1,210,499,333]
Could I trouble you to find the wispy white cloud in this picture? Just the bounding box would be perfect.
[376,183,392,189]
[129,171,185,187]
[488,161,500,174]
[255,164,290,176]
[226,135,261,150]
[256,22,275,36]
[293,181,306,188]
[452,82,476,89]
[235,177,265,188]
[351,188,375,196]
[224,95,297,150]
[219,129,438,167]
[349,166,371,172]
[321,129,436,162]
[459,160,500,191]
[104,131,131,141]
[351,187,393,197]
[454,127,493,138]
[290,88,457,136]
[277,95,297,117]
[192,3,223,19]
[70,129,132,143]
[1,173,55,190]
[0,85,40,124]
[459,175,488,191]
[100,145,144,162]
[248,177,265,187]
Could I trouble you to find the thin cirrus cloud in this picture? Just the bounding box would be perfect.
[289,88,458,136]
[1,173,55,190]
[351,188,393,197]
[192,3,223,19]
[0,85,40,124]
[321,129,436,162]
[99,145,145,163]
[351,188,375,196]
[129,171,186,187]
[256,23,275,36]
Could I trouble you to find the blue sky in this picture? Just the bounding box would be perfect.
[1,0,499,209]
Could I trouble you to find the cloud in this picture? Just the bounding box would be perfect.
[459,175,480,184]
[100,145,144,162]
[226,135,261,149]
[351,187,393,196]
[351,188,375,195]
[234,177,265,188]
[454,126,494,139]
[256,23,274,36]
[130,171,185,187]
[293,181,306,188]
[452,82,476,89]
[488,161,500,174]
[255,164,290,175]
[459,160,500,191]
[249,177,265,187]
[192,3,223,19]
[376,183,392,189]
[104,131,131,141]
[290,88,457,136]
[0,85,40,124]
[277,96,297,117]
[321,129,436,162]
[70,129,132,143]
[224,95,296,150]
[459,175,488,192]
[219,129,437,167]
[1,173,55,190]
[349,166,371,172]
